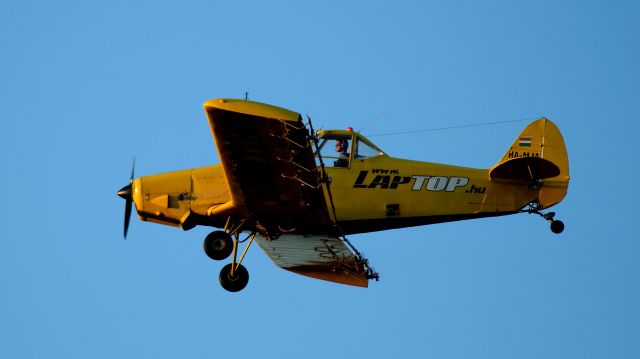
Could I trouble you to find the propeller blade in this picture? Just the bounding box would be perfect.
[130,158,135,182]
[118,158,136,239]
[124,196,132,239]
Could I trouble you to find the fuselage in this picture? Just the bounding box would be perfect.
[130,155,539,235]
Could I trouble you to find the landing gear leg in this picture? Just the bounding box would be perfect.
[219,232,256,292]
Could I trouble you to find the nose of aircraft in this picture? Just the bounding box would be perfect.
[117,183,132,200]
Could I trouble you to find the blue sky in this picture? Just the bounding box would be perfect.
[1,0,639,358]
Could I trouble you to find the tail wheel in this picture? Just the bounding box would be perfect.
[219,263,249,292]
[203,231,233,260]
[550,220,565,234]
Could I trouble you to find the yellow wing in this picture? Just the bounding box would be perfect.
[204,98,331,230]
[255,234,372,287]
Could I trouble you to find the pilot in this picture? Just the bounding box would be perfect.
[334,138,349,167]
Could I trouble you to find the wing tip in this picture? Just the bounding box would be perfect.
[204,98,300,122]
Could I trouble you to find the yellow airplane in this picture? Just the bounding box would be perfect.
[117,98,570,292]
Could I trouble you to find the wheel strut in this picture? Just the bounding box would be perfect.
[219,231,256,292]
[229,232,256,277]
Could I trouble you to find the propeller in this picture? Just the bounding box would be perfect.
[117,159,135,239]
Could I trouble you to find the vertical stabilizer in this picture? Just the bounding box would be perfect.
[490,118,570,209]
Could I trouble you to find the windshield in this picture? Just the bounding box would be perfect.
[316,133,385,167]
[355,138,384,159]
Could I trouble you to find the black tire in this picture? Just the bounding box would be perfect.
[550,220,565,234]
[219,263,249,292]
[203,231,233,260]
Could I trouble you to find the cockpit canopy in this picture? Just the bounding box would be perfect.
[316,130,386,168]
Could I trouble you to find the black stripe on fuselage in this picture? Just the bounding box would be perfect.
[335,211,519,235]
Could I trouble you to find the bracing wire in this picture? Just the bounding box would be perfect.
[367,117,541,137]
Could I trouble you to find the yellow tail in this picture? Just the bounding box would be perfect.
[490,118,570,209]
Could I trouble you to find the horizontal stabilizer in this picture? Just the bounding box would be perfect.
[490,157,560,181]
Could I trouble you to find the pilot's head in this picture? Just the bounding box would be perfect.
[335,139,348,154]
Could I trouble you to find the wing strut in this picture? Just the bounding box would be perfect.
[307,116,380,281]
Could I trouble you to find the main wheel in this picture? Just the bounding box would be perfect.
[219,263,249,292]
[550,220,565,234]
[203,231,233,260]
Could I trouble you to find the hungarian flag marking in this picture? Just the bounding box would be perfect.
[519,136,532,147]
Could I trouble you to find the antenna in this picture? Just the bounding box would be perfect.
[358,112,386,133]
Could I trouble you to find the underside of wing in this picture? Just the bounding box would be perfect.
[255,234,375,287]
[204,99,331,232]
